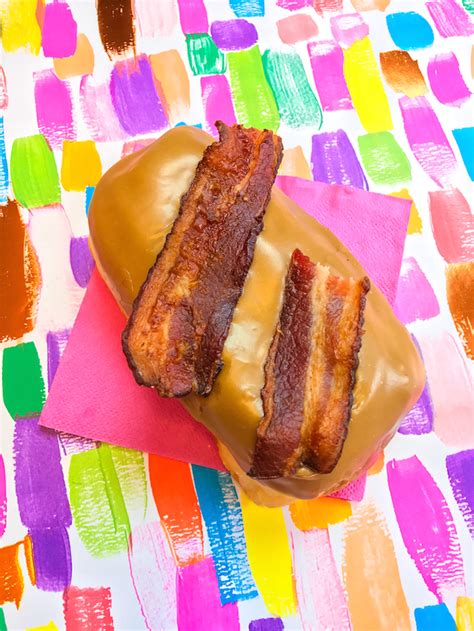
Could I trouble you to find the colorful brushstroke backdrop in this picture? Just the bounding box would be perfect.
[1,0,473,628]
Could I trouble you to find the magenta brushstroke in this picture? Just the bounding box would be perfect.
[330,13,368,46]
[70,236,95,288]
[399,96,457,187]
[427,52,471,107]
[277,0,310,8]
[446,450,474,537]
[249,619,284,631]
[34,70,75,149]
[394,257,440,324]
[47,329,71,389]
[29,526,72,591]
[399,336,434,436]
[42,1,78,58]
[0,456,6,537]
[0,66,7,110]
[110,55,168,137]
[387,455,465,601]
[426,0,474,37]
[210,19,258,50]
[177,557,240,630]
[176,0,209,34]
[200,75,236,138]
[307,41,352,111]
[311,130,368,190]
[80,75,127,142]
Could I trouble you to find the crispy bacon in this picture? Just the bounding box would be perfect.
[122,122,283,397]
[249,249,370,479]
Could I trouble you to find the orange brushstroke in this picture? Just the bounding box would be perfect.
[446,263,474,360]
[148,454,204,566]
[456,596,474,631]
[343,503,410,631]
[279,146,312,181]
[350,0,390,9]
[390,188,422,234]
[0,541,25,607]
[150,50,190,124]
[380,51,427,98]
[368,451,385,475]
[290,497,352,530]
[53,34,94,80]
[23,535,36,586]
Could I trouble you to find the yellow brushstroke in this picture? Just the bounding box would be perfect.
[279,146,312,180]
[27,623,59,631]
[61,141,102,192]
[457,596,474,631]
[390,188,422,234]
[1,0,42,55]
[344,37,392,133]
[240,491,297,617]
[290,497,352,530]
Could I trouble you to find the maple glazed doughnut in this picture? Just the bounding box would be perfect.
[88,124,425,506]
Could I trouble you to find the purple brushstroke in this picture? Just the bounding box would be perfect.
[59,432,96,456]
[0,456,6,537]
[249,619,284,631]
[394,257,440,324]
[29,526,72,591]
[14,417,72,528]
[330,13,368,46]
[426,0,474,37]
[110,55,169,136]
[47,329,71,389]
[307,41,353,111]
[70,236,95,288]
[311,130,368,190]
[446,450,474,537]
[399,336,434,435]
[210,20,258,50]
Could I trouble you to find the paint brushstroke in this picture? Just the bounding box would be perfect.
[313,0,343,13]
[2,343,45,419]
[291,527,351,631]
[97,0,135,58]
[394,257,440,323]
[34,70,75,149]
[262,49,322,128]
[415,603,456,630]
[277,0,309,8]
[390,188,422,234]
[128,522,177,630]
[426,0,474,38]
[191,466,257,604]
[211,19,258,50]
[1,0,41,54]
[0,67,7,109]
[47,330,71,389]
[0,540,31,607]
[427,53,471,107]
[308,41,352,111]
[343,37,392,132]
[330,13,368,46]
[279,146,312,180]
[53,34,95,80]
[80,76,127,142]
[28,527,72,592]
[148,454,204,566]
[63,586,114,630]
[0,458,5,538]
[456,596,474,630]
[350,0,391,9]
[0,119,8,204]
[42,1,77,58]
[399,96,457,187]
[343,503,411,631]
[290,497,352,529]
[380,50,427,97]
[201,75,236,137]
[358,131,411,186]
[399,337,434,435]
[110,55,169,136]
[61,141,102,193]
[387,455,465,601]
[150,50,190,125]
[446,263,474,359]
[239,491,296,617]
[10,135,61,208]
[418,331,474,448]
[446,450,474,537]
[386,12,434,50]
[229,0,265,17]
[463,0,474,13]
[70,237,95,288]
[311,130,368,189]
[134,0,177,37]
[177,0,209,34]
[186,34,227,76]
[453,127,474,181]
[0,199,41,342]
[429,188,474,263]
[177,557,240,631]
[249,619,284,631]
[276,14,318,45]
[227,45,280,130]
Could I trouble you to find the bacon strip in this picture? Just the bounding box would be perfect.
[122,122,283,397]
[249,249,370,479]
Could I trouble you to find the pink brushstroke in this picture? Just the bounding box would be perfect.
[200,75,236,138]
[290,527,351,631]
[42,1,78,58]
[277,0,310,9]
[399,96,457,187]
[0,66,8,109]
[387,455,465,603]
[177,0,209,34]
[34,70,75,149]
[63,586,114,630]
[276,14,319,45]
[331,474,366,501]
[426,0,474,38]
[428,188,474,263]
[128,522,177,631]
[177,557,240,630]
[134,0,178,37]
[121,138,157,157]
[0,456,6,537]
[307,41,353,111]
[394,257,440,324]
[330,13,368,46]
[427,52,471,107]
[80,75,128,142]
[417,331,474,448]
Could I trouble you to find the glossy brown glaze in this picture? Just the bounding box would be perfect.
[88,125,425,501]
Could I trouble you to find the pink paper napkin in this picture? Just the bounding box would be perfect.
[40,176,411,495]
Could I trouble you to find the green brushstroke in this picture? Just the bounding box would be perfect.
[68,444,146,557]
[0,609,7,631]
[357,132,411,186]
[228,45,280,131]
[10,134,61,208]
[2,342,46,419]
[462,0,474,13]
[186,33,226,76]
[262,50,322,129]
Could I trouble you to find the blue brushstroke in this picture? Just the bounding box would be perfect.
[0,118,9,203]
[453,127,474,181]
[85,186,95,216]
[191,465,258,605]
[414,603,456,631]
[386,12,434,50]
[229,0,264,18]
